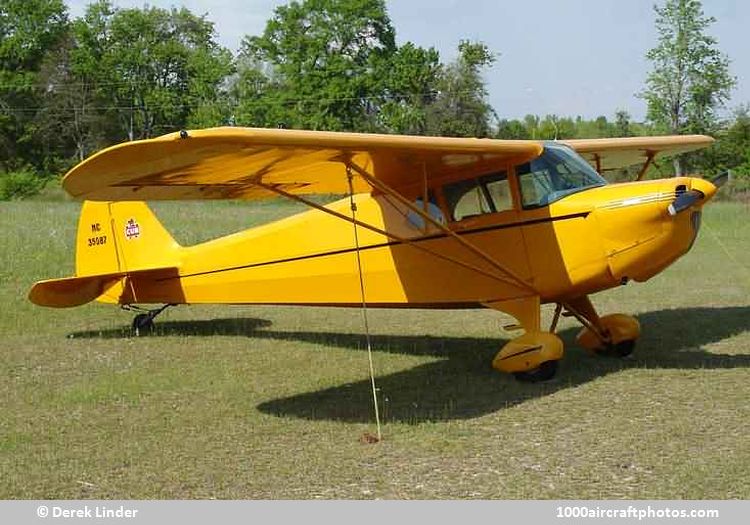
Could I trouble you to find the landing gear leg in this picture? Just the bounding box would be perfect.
[485,297,563,382]
[565,296,640,357]
[125,304,173,336]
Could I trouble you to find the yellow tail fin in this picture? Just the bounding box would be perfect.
[29,201,182,308]
[76,201,181,276]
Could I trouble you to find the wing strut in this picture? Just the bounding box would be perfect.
[345,160,537,295]
[635,151,656,181]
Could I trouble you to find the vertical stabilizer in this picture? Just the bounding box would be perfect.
[75,201,181,277]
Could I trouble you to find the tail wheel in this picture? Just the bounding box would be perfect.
[132,313,155,336]
[513,360,558,383]
[128,304,172,336]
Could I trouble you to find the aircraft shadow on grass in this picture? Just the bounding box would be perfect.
[70,306,750,423]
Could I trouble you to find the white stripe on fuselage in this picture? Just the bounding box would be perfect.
[599,192,674,209]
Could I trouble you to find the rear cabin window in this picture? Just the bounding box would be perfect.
[443,171,511,221]
[408,190,446,229]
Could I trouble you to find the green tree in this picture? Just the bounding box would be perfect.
[536,114,576,140]
[71,1,233,142]
[0,0,68,173]
[699,106,750,194]
[640,0,735,175]
[522,114,541,139]
[614,110,633,137]
[377,42,440,134]
[230,56,282,128]
[35,1,118,164]
[594,115,610,137]
[424,40,497,137]
[237,0,397,131]
[234,2,497,137]
[496,119,529,139]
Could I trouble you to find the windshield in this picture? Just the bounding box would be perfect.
[516,143,606,208]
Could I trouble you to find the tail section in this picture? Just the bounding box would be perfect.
[29,201,182,308]
[29,267,181,308]
[76,201,181,276]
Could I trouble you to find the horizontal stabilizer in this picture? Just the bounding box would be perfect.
[29,267,179,308]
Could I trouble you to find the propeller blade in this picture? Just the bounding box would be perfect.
[711,170,731,188]
[667,189,703,216]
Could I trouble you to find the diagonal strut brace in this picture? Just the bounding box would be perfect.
[252,180,523,288]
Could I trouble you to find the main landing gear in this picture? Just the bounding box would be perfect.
[492,331,563,383]
[490,296,640,383]
[565,298,640,358]
[124,304,173,336]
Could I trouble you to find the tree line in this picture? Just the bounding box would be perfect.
[0,0,747,199]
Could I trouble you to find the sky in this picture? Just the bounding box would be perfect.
[65,0,750,122]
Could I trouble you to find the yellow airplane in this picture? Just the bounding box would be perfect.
[29,127,725,381]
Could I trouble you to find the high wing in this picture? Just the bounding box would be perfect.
[561,135,714,173]
[63,127,543,201]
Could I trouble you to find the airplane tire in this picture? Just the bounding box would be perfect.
[599,339,636,358]
[512,360,558,383]
[132,313,154,336]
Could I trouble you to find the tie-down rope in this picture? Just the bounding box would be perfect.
[347,167,382,442]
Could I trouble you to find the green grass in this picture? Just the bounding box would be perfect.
[1,199,749,499]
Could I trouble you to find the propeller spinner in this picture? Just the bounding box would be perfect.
[667,171,729,216]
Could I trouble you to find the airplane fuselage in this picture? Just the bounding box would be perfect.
[109,175,714,309]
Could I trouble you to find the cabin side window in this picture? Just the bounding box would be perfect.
[443,171,510,221]
[482,173,513,213]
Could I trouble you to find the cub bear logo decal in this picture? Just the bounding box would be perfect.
[125,218,140,240]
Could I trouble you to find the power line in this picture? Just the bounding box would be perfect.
[0,57,445,91]
[0,87,490,115]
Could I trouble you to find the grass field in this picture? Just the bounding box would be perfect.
[1,198,749,499]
